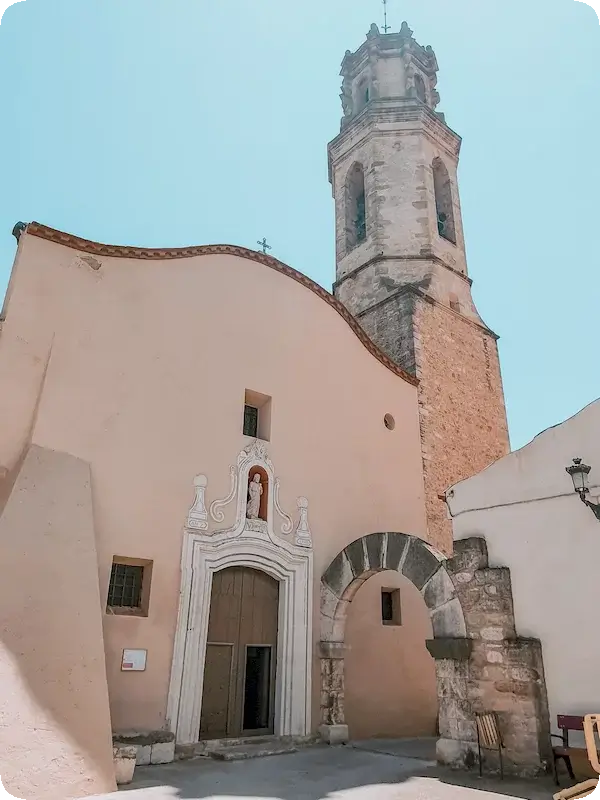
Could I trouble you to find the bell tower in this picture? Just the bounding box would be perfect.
[329,23,510,554]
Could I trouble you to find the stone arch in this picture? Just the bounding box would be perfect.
[321,533,465,647]
[319,535,552,778]
[320,533,466,744]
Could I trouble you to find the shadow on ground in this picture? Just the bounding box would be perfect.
[91,740,557,800]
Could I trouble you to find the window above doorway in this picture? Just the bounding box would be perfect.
[243,404,259,438]
[381,588,401,626]
[107,557,153,617]
[243,390,272,441]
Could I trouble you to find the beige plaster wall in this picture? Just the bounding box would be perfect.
[0,445,115,800]
[448,398,600,741]
[0,230,428,737]
[345,570,437,739]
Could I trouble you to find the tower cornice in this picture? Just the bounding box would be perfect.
[328,99,461,184]
[355,284,500,341]
[332,254,473,293]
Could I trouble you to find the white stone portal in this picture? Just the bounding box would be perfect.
[167,441,313,744]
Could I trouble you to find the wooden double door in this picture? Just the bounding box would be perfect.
[199,566,279,740]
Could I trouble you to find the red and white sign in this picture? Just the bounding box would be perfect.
[121,649,147,672]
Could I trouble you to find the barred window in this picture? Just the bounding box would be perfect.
[108,563,144,609]
[243,404,259,438]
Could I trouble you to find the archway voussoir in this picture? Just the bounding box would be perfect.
[402,537,442,590]
[384,532,409,571]
[344,539,367,577]
[323,552,354,598]
[321,582,343,621]
[423,566,456,611]
[431,598,468,638]
[364,533,386,571]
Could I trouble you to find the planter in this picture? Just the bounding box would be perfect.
[113,744,137,785]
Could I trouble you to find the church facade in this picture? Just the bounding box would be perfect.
[0,22,519,800]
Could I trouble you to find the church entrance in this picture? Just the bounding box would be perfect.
[199,566,279,740]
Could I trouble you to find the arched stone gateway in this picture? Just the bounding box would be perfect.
[320,535,552,777]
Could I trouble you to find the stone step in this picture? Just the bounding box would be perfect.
[207,740,298,761]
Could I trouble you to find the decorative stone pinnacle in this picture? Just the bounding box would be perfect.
[12,221,26,241]
[399,21,413,38]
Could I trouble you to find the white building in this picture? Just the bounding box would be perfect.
[447,398,600,735]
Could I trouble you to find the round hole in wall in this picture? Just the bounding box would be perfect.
[384,414,396,431]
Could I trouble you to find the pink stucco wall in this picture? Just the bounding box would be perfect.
[345,571,437,739]
[0,228,430,749]
[0,445,116,800]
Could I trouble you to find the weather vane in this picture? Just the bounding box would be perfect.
[382,0,391,33]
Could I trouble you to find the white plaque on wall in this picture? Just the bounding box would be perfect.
[121,649,147,672]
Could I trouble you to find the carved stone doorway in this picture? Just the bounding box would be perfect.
[199,566,279,740]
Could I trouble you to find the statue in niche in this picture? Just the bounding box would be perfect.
[246,473,263,520]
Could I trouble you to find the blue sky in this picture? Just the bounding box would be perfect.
[0,0,598,450]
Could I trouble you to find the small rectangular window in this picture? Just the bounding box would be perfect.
[243,404,259,438]
[107,557,152,617]
[381,588,401,626]
[243,390,272,441]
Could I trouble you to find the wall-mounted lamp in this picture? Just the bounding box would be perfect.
[566,458,600,521]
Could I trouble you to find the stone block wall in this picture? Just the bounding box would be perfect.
[320,534,551,777]
[346,282,510,555]
[417,300,509,554]
[435,538,552,776]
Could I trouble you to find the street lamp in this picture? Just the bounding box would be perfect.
[566,458,600,521]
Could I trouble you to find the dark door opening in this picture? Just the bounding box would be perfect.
[243,645,272,732]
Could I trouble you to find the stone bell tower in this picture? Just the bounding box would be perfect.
[329,22,510,554]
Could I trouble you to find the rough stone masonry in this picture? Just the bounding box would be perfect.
[319,534,551,776]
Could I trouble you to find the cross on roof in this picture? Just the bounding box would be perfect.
[382,0,391,32]
[257,237,272,255]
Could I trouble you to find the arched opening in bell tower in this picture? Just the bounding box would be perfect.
[432,157,456,244]
[345,163,367,252]
[415,74,427,103]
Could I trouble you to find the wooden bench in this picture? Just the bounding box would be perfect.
[552,715,600,786]
[475,711,504,779]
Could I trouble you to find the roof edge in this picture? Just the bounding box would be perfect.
[24,222,419,387]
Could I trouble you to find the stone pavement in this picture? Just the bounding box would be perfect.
[91,740,556,800]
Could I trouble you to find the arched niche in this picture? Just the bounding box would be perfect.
[415,73,427,103]
[248,465,269,522]
[345,163,367,252]
[432,157,456,244]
